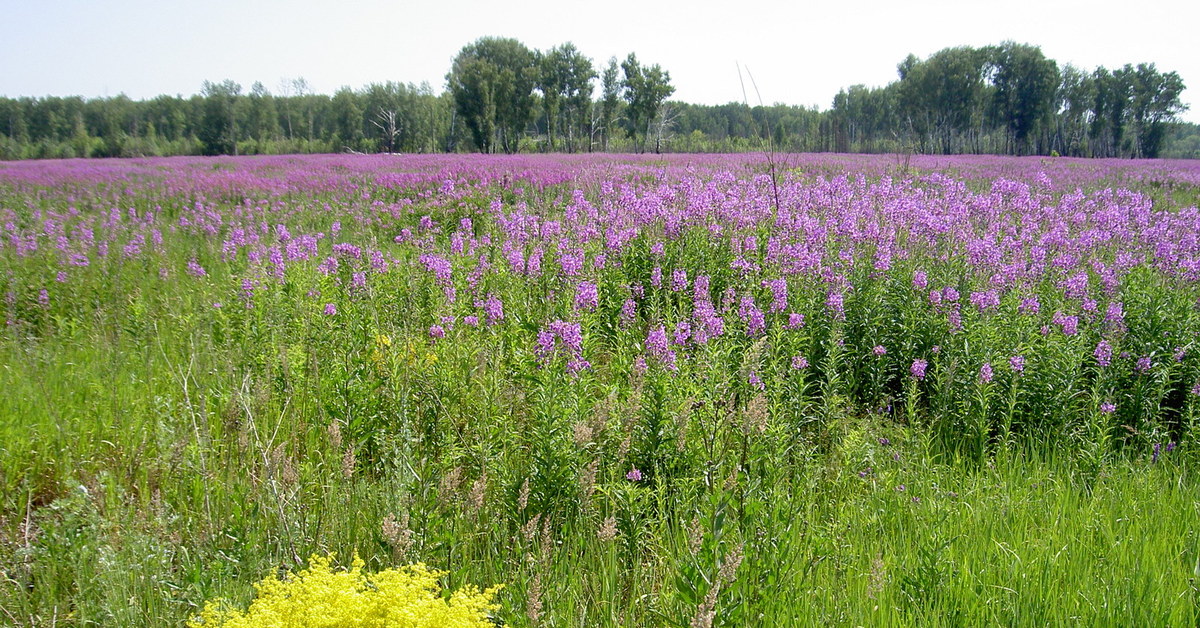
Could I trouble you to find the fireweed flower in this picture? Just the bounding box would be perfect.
[791,355,809,370]
[748,372,764,390]
[323,303,337,316]
[764,278,788,313]
[786,312,805,329]
[1136,355,1152,374]
[1152,442,1161,463]
[1052,311,1079,336]
[536,330,556,359]
[826,291,845,320]
[481,293,504,325]
[1009,355,1025,373]
[626,468,643,481]
[738,295,765,337]
[969,290,1000,312]
[1094,340,1113,367]
[574,281,599,312]
[671,268,688,292]
[692,275,709,302]
[910,359,928,380]
[1019,296,1040,315]
[873,345,887,357]
[1105,301,1125,325]
[1100,401,1116,414]
[646,326,670,357]
[186,258,207,278]
[550,321,583,356]
[619,299,637,326]
[912,270,928,290]
[429,325,445,339]
[673,320,692,345]
[979,362,994,383]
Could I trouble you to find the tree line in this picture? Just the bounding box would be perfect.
[0,38,1194,160]
[830,42,1189,158]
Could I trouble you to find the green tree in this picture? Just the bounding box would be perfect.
[598,57,622,151]
[620,53,675,153]
[447,37,537,153]
[330,87,364,150]
[987,42,1059,155]
[199,80,241,155]
[1090,67,1132,157]
[1128,63,1187,158]
[245,82,280,146]
[537,42,595,152]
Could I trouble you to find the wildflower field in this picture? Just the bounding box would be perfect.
[2,152,1200,626]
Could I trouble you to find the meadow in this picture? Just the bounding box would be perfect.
[1,152,1199,626]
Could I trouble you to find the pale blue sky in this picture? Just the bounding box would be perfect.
[2,0,1197,122]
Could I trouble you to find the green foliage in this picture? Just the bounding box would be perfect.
[447,37,538,154]
[620,54,675,153]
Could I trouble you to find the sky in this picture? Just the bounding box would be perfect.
[2,0,1197,123]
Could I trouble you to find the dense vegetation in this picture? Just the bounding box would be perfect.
[2,153,1200,626]
[0,40,1193,160]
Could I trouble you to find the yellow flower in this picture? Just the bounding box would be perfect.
[188,554,501,628]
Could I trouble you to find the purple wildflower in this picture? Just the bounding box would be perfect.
[979,362,994,383]
[826,291,845,320]
[969,290,1000,312]
[323,303,337,316]
[738,295,765,336]
[646,326,670,358]
[1009,355,1025,373]
[764,278,788,313]
[1095,341,1113,367]
[481,293,504,325]
[626,467,643,481]
[791,355,809,370]
[620,299,637,326]
[1136,355,1152,374]
[912,270,928,290]
[873,345,887,357]
[187,258,208,278]
[910,359,928,380]
[1100,401,1116,414]
[671,268,688,292]
[574,281,599,312]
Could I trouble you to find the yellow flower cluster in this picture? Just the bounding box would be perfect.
[189,554,501,628]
